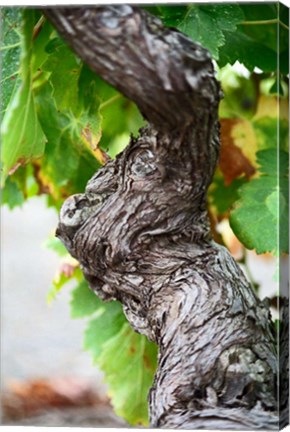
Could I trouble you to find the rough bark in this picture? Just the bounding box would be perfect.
[44,6,280,429]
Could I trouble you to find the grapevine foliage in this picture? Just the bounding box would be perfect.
[1,4,289,426]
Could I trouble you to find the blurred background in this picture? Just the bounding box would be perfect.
[1,198,127,426]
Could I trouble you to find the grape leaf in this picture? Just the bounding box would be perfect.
[93,74,144,156]
[230,149,289,255]
[159,4,244,59]
[218,30,278,73]
[209,176,247,216]
[44,236,69,257]
[31,18,54,73]
[83,301,127,362]
[98,323,158,425]
[83,297,157,425]
[35,82,101,197]
[42,39,82,111]
[1,164,40,208]
[0,176,25,209]
[70,279,103,319]
[252,117,289,152]
[0,8,22,115]
[32,38,114,201]
[47,261,81,304]
[257,149,288,178]
[239,4,285,52]
[239,3,289,75]
[218,2,288,74]
[1,9,46,186]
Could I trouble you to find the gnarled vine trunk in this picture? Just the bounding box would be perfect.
[44,6,284,429]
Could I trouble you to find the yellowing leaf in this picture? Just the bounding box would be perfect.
[80,123,110,166]
[220,119,255,185]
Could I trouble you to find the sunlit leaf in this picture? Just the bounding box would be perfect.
[230,149,289,255]
[1,9,46,185]
[70,279,103,319]
[98,323,158,425]
[47,259,81,304]
[0,176,25,208]
[83,301,127,362]
[35,82,101,197]
[44,236,69,257]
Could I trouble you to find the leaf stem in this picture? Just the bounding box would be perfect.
[0,42,21,51]
[99,94,122,110]
[33,15,46,40]
[240,19,289,31]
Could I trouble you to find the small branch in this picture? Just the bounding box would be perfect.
[240,19,289,31]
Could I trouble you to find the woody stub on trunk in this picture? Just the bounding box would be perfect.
[44,6,285,430]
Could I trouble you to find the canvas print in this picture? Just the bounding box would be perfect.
[1,2,289,429]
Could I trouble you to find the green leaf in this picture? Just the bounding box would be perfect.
[239,4,282,52]
[218,30,278,73]
[47,272,71,304]
[0,165,36,207]
[257,148,289,177]
[98,323,158,425]
[47,264,81,304]
[218,3,288,74]
[209,176,247,215]
[230,149,289,255]
[252,117,289,152]
[78,276,158,426]
[44,236,69,257]
[84,301,127,362]
[0,8,22,115]
[239,4,288,74]
[84,298,157,425]
[94,74,144,155]
[35,81,101,197]
[42,38,82,111]
[1,9,46,185]
[0,175,25,208]
[269,78,284,96]
[159,4,244,59]
[70,279,103,319]
[31,18,54,74]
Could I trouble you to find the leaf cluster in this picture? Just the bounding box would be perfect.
[1,8,143,208]
[147,3,289,74]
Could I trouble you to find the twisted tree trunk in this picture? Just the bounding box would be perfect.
[44,6,282,429]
